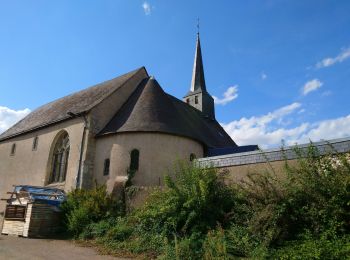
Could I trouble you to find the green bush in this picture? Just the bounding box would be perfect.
[270,232,350,260]
[161,233,204,260]
[80,218,117,240]
[230,144,350,256]
[105,217,133,241]
[135,163,236,237]
[203,228,228,259]
[59,145,350,259]
[60,185,124,237]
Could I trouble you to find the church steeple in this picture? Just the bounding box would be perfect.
[184,31,215,119]
[190,33,206,92]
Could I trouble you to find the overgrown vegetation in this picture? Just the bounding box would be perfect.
[61,144,350,259]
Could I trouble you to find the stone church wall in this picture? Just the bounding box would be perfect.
[94,132,204,193]
[0,117,85,219]
[197,137,350,183]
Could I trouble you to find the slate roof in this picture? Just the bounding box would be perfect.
[0,67,146,141]
[1,68,236,149]
[98,77,236,148]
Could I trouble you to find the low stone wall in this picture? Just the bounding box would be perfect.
[198,137,350,168]
[198,137,350,182]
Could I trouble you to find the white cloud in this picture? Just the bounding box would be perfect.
[261,72,267,80]
[213,85,238,105]
[294,115,350,144]
[0,106,30,134]
[316,47,350,68]
[302,79,323,96]
[221,103,350,148]
[142,2,152,15]
[222,103,302,148]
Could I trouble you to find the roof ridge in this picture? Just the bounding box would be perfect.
[0,67,148,141]
[83,66,148,113]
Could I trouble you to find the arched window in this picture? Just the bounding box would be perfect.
[32,136,39,151]
[49,132,70,184]
[10,143,16,156]
[103,158,110,176]
[130,149,139,171]
[190,153,196,161]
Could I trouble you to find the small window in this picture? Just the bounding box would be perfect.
[186,98,190,104]
[130,149,139,171]
[103,158,110,176]
[190,153,196,161]
[10,143,16,156]
[32,136,39,151]
[5,205,26,220]
[195,96,198,104]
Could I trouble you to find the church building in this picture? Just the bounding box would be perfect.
[0,34,242,209]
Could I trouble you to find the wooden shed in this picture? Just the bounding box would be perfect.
[1,185,66,237]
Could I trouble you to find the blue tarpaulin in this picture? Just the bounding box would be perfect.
[13,185,66,206]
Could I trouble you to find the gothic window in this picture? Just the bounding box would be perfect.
[195,96,198,104]
[10,143,16,156]
[186,98,190,104]
[32,136,39,151]
[130,149,139,171]
[49,132,70,184]
[103,158,110,176]
[190,153,196,161]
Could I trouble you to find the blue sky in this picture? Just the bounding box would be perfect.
[1,1,350,148]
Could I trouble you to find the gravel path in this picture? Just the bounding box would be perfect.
[0,235,128,260]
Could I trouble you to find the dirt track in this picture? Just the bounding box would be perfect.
[0,235,127,260]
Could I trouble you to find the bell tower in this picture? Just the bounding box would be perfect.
[183,33,215,119]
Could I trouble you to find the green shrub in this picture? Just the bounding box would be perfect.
[135,163,237,238]
[237,144,350,247]
[161,233,204,260]
[203,228,228,260]
[80,218,117,239]
[106,217,133,241]
[270,232,350,260]
[60,185,124,237]
[59,147,350,259]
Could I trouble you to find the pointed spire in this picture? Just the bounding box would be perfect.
[190,33,207,92]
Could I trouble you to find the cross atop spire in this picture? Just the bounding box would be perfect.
[190,32,207,92]
[197,18,200,35]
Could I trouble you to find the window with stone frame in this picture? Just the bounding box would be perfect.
[49,132,70,184]
[103,158,110,176]
[195,95,198,104]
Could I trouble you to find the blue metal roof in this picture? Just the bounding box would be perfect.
[207,145,259,157]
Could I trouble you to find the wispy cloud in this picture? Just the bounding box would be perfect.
[142,2,152,15]
[222,103,350,148]
[0,106,30,134]
[261,72,267,80]
[316,47,350,69]
[213,85,238,105]
[302,79,323,96]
